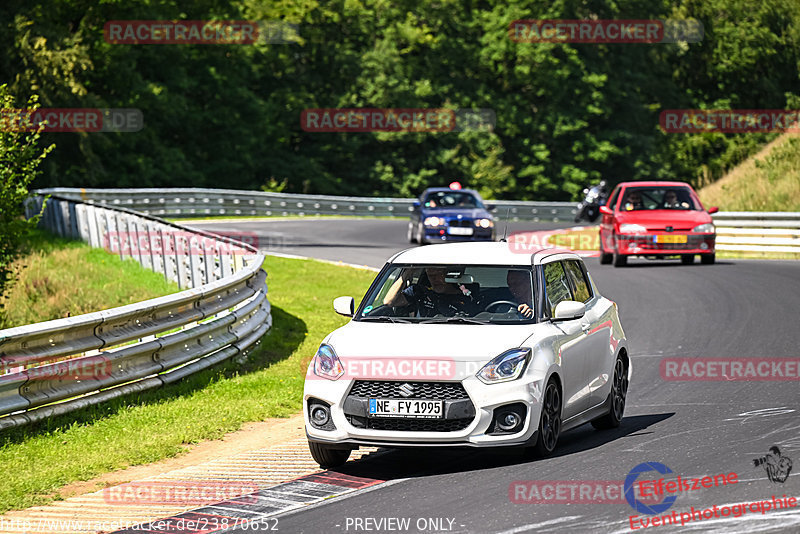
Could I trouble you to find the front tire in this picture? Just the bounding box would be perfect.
[591,355,628,430]
[531,380,562,457]
[308,441,351,468]
[407,222,417,243]
[701,253,716,265]
[613,252,627,267]
[599,236,613,264]
[416,223,428,245]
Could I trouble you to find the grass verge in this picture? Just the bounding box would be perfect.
[168,214,398,223]
[0,230,179,329]
[0,254,374,513]
[698,134,800,212]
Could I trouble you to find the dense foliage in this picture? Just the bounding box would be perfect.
[0,84,52,294]
[0,0,797,200]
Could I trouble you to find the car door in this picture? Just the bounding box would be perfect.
[563,260,613,408]
[600,186,621,252]
[542,260,591,419]
[411,195,422,226]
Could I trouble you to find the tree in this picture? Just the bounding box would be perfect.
[0,84,53,294]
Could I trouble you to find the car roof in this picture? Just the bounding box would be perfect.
[422,187,481,195]
[387,242,582,266]
[617,181,694,188]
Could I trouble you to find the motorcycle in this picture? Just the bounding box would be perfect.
[574,181,609,223]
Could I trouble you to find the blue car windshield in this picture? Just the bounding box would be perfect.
[423,191,483,209]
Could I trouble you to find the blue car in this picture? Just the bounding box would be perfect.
[408,186,496,244]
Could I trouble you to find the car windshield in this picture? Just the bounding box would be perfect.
[355,264,536,324]
[620,187,699,211]
[423,191,484,209]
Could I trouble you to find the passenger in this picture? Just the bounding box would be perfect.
[624,191,644,211]
[383,267,479,317]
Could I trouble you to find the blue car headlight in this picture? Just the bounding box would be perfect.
[313,344,344,380]
[476,348,532,384]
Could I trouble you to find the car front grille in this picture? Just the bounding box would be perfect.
[447,219,473,227]
[346,414,473,432]
[348,380,469,400]
[345,381,475,432]
[619,234,713,250]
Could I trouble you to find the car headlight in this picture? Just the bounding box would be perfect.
[476,348,531,384]
[692,223,715,233]
[424,216,443,226]
[313,344,344,380]
[619,223,647,234]
[476,218,493,228]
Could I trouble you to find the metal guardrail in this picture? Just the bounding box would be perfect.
[34,188,800,254]
[712,212,800,255]
[0,195,271,429]
[36,187,579,222]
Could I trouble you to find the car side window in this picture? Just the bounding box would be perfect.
[544,261,572,313]
[564,260,592,303]
[606,187,620,211]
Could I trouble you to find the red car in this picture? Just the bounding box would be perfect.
[598,181,718,267]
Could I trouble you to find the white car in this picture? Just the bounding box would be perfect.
[303,242,630,467]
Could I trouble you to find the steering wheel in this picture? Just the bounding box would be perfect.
[484,300,519,313]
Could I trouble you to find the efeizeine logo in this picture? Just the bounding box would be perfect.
[625,462,678,515]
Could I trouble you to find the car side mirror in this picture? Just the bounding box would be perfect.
[553,300,586,321]
[708,206,719,214]
[412,201,421,210]
[487,203,496,211]
[599,206,613,216]
[333,296,354,317]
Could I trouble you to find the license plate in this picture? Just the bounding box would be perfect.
[655,234,687,244]
[368,398,443,419]
[447,227,473,236]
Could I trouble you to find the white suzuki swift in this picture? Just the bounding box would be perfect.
[303,242,630,467]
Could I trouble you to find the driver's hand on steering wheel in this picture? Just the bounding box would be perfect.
[517,303,533,318]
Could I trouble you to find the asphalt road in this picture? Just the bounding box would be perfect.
[191,218,800,534]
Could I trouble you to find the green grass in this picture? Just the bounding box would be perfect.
[167,214,398,223]
[0,254,374,513]
[698,134,800,212]
[0,230,179,329]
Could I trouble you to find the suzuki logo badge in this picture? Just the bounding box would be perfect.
[398,383,415,398]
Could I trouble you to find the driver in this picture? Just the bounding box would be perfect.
[383,267,479,317]
[506,270,534,318]
[663,190,679,208]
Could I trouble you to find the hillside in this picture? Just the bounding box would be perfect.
[698,134,800,212]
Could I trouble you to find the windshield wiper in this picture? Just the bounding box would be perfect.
[360,316,412,323]
[420,317,488,325]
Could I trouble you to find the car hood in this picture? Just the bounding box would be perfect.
[616,210,712,230]
[422,208,491,219]
[322,322,535,380]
